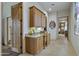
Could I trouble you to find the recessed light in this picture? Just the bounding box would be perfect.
[48,8,52,11]
[51,4,55,6]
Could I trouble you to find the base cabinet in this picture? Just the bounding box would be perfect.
[25,32,50,54]
[43,32,50,48]
[25,36,43,54]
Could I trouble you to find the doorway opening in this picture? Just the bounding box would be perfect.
[58,16,69,40]
[1,2,23,56]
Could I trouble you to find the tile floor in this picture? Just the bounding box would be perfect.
[20,34,77,56]
[2,46,20,56]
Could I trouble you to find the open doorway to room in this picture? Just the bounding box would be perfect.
[58,16,69,40]
[2,2,23,56]
[7,17,12,47]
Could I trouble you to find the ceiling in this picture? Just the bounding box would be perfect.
[38,2,72,13]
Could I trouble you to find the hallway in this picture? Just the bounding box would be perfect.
[1,2,79,56]
[20,35,77,56]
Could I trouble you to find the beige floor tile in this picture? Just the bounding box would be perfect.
[19,35,77,56]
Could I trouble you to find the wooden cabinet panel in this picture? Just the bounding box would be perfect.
[25,32,50,54]
[43,32,50,48]
[34,13,41,27]
[34,7,42,27]
[29,7,34,27]
[39,36,43,50]
[29,6,47,29]
[11,3,23,53]
[26,38,30,52]
[25,36,43,54]
[46,32,50,46]
[41,14,46,28]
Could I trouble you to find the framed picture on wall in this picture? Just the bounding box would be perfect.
[49,21,56,29]
[74,2,79,36]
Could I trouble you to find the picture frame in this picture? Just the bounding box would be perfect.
[49,21,56,29]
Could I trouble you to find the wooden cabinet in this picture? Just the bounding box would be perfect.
[43,32,50,48]
[25,35,43,54]
[34,10,42,27]
[25,32,50,54]
[46,33,50,45]
[29,6,47,29]
[41,13,46,28]
[11,3,23,53]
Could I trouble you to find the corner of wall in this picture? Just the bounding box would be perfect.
[0,2,1,55]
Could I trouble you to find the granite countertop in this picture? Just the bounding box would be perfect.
[25,33,44,38]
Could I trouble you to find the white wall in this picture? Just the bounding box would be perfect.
[0,2,1,55]
[48,10,69,40]
[47,12,58,40]
[2,2,19,18]
[2,2,19,45]
[69,3,79,55]
[58,9,70,17]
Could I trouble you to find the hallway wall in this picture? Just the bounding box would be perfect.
[0,2,1,55]
[47,10,69,40]
[2,2,19,18]
[69,3,79,55]
[2,2,19,45]
[48,12,58,40]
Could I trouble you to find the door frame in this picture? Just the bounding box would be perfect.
[7,16,12,46]
[58,16,69,40]
[11,2,23,53]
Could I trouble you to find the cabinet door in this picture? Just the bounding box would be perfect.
[41,14,46,28]
[34,10,42,27]
[47,33,50,45]
[11,3,22,53]
[36,37,43,53]
[39,36,43,50]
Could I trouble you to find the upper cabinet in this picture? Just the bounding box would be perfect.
[41,13,46,28]
[34,8,42,27]
[29,6,47,29]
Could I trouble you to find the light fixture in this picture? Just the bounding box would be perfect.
[48,4,55,12]
[51,4,55,6]
[48,8,52,11]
